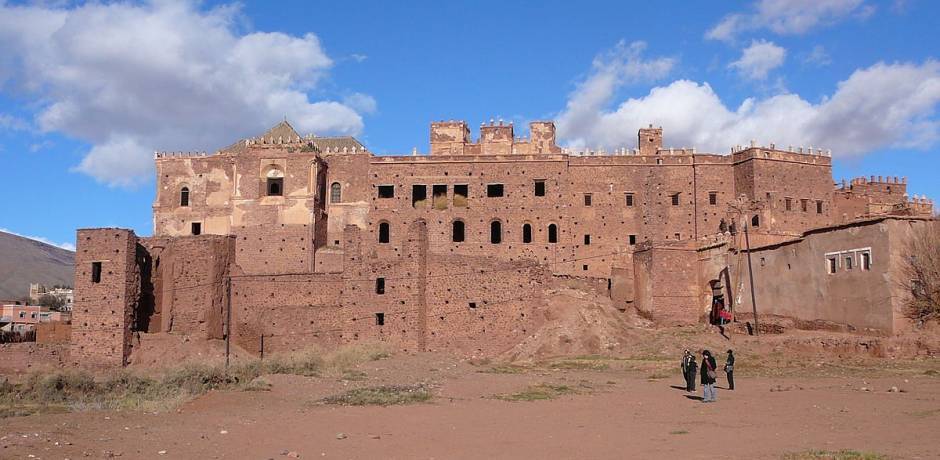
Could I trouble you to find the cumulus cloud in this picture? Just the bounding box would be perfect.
[707,0,872,42]
[0,228,75,251]
[0,0,370,187]
[343,93,378,114]
[557,55,940,157]
[729,40,787,80]
[556,41,675,148]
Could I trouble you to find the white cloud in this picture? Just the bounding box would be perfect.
[343,93,378,114]
[707,0,872,42]
[0,228,75,251]
[556,57,940,157]
[556,41,675,149]
[0,113,30,131]
[803,45,832,66]
[0,0,371,187]
[729,40,787,80]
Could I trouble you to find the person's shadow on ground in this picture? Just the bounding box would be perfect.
[669,385,687,391]
[684,395,703,401]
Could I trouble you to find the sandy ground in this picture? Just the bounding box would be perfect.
[2,351,939,460]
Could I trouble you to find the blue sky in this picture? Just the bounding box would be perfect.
[1,0,938,250]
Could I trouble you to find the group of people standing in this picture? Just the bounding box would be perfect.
[681,349,734,403]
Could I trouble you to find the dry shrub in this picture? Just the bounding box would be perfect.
[902,222,940,323]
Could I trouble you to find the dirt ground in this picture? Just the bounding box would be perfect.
[2,343,939,460]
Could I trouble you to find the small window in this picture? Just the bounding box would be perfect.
[629,234,637,245]
[412,184,427,208]
[490,221,502,244]
[487,184,504,197]
[671,193,680,206]
[452,220,465,242]
[454,184,468,207]
[548,224,558,243]
[468,302,477,309]
[751,215,760,227]
[180,187,190,207]
[844,255,854,270]
[432,185,448,209]
[330,182,342,203]
[267,178,283,196]
[375,278,385,295]
[378,222,390,243]
[375,313,385,326]
[191,222,202,235]
[759,257,766,267]
[827,256,837,274]
[625,193,634,207]
[584,234,591,245]
[584,194,592,206]
[708,192,717,206]
[861,252,871,270]
[785,198,792,211]
[534,180,546,197]
[522,224,532,244]
[377,185,394,198]
[18,311,25,318]
[582,264,588,271]
[816,200,823,214]
[801,199,808,212]
[674,233,680,240]
[91,262,102,283]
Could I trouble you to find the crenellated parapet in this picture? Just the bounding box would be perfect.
[429,119,561,155]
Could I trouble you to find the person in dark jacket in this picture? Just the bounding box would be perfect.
[724,349,735,390]
[680,350,697,392]
[701,350,718,402]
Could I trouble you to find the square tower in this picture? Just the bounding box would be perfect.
[638,124,663,156]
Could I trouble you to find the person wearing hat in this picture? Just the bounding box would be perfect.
[724,349,735,390]
[700,349,718,402]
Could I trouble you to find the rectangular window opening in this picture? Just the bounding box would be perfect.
[432,184,448,210]
[454,184,468,207]
[709,192,717,205]
[584,193,592,206]
[674,233,681,240]
[671,193,680,206]
[861,252,871,271]
[468,302,477,309]
[826,256,837,274]
[191,222,202,235]
[816,200,823,214]
[801,199,808,212]
[582,264,589,271]
[629,234,637,245]
[487,183,504,197]
[375,277,385,295]
[91,262,102,283]
[377,185,394,198]
[412,184,427,208]
[844,255,854,270]
[375,312,385,326]
[584,234,591,245]
[785,197,792,211]
[534,180,546,197]
[625,193,634,207]
[266,178,283,197]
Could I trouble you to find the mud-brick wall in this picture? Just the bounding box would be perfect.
[230,273,346,354]
[71,228,140,367]
[233,225,314,275]
[36,322,71,344]
[632,243,699,325]
[141,235,234,339]
[424,254,547,355]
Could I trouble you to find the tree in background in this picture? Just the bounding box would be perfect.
[903,222,940,324]
[37,293,66,311]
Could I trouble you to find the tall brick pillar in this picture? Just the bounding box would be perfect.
[404,220,429,351]
[72,228,141,367]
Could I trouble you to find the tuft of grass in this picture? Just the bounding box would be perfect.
[319,384,431,406]
[782,450,888,460]
[481,364,529,374]
[0,343,393,418]
[924,369,939,376]
[669,430,689,435]
[907,408,940,418]
[646,369,674,380]
[495,383,576,402]
[547,360,610,371]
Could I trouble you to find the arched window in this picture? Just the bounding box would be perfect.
[452,220,465,242]
[179,187,190,207]
[522,223,532,243]
[548,224,558,243]
[330,182,342,203]
[751,215,760,228]
[265,168,284,196]
[378,221,390,243]
[490,220,502,244]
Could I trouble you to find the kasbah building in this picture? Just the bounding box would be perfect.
[70,119,936,367]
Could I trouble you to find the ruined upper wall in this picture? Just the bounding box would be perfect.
[430,120,561,156]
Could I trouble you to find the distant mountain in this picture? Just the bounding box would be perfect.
[0,231,74,300]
